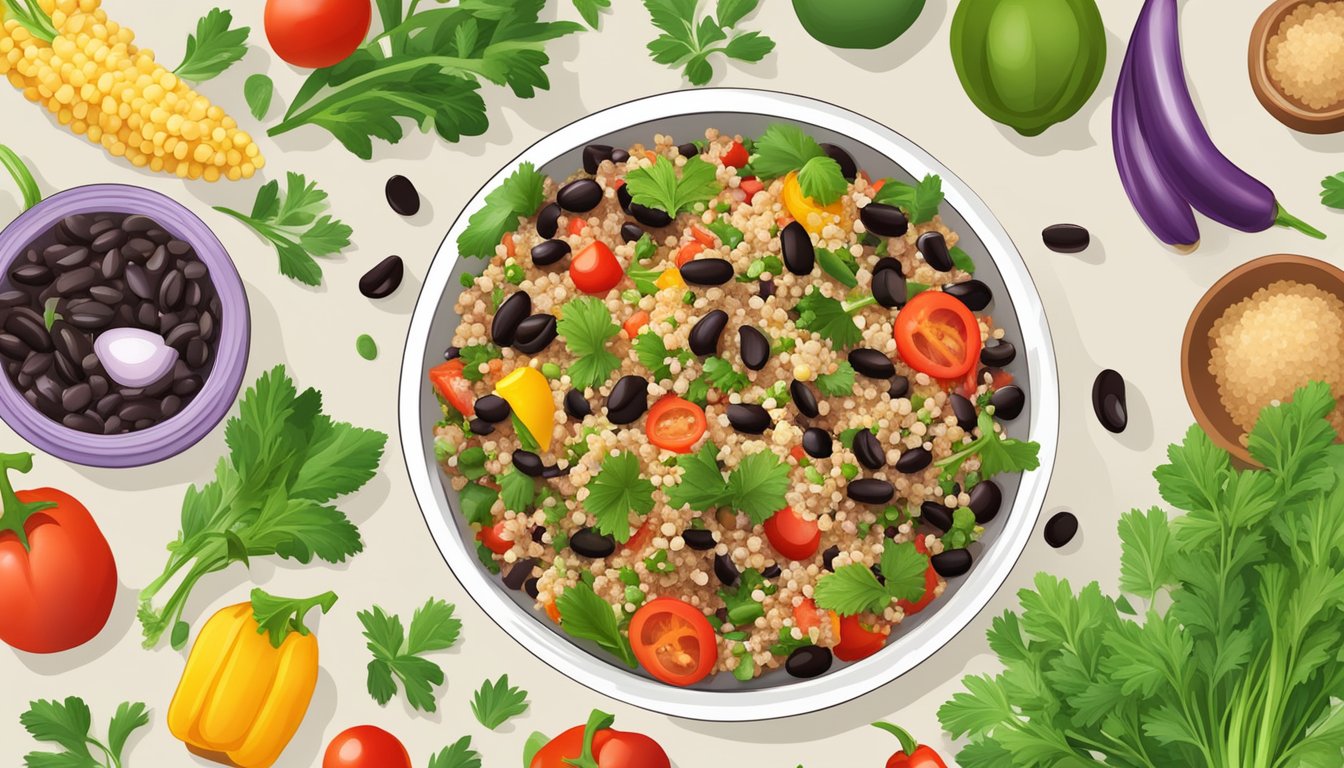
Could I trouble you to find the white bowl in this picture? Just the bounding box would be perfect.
[399,88,1059,721]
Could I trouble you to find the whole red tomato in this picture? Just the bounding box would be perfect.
[265,0,372,69]
[530,710,670,768]
[324,725,411,768]
[0,453,116,654]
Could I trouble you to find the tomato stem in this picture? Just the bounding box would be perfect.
[872,721,919,756]
[563,709,615,768]
[0,452,58,551]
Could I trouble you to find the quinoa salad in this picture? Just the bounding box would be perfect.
[428,123,1041,686]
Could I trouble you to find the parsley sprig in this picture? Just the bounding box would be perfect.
[749,123,826,179]
[813,541,929,616]
[798,155,848,205]
[872,174,944,225]
[471,675,529,730]
[557,296,622,389]
[215,173,353,286]
[665,442,790,525]
[702,356,749,392]
[429,736,481,768]
[173,8,250,83]
[815,361,856,397]
[585,451,656,543]
[20,697,149,768]
[936,412,1041,478]
[457,162,546,259]
[624,155,721,217]
[359,598,462,712]
[643,0,776,85]
[633,329,675,382]
[556,580,638,667]
[794,289,877,348]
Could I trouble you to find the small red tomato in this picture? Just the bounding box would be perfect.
[629,598,718,687]
[721,141,749,168]
[477,521,511,554]
[570,241,623,295]
[428,359,475,417]
[265,0,372,69]
[323,725,412,768]
[834,614,888,662]
[763,505,821,561]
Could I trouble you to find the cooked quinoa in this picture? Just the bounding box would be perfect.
[430,125,1039,684]
[1267,1,1344,111]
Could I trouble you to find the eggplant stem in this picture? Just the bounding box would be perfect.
[1275,203,1326,240]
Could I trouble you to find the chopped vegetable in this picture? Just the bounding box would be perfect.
[215,172,354,285]
[458,344,503,383]
[359,598,462,712]
[893,290,980,380]
[814,541,930,615]
[356,333,378,360]
[646,395,708,454]
[557,296,623,389]
[458,162,547,259]
[470,674,529,730]
[20,697,149,768]
[570,241,624,295]
[0,143,40,210]
[628,597,718,686]
[719,568,775,625]
[642,0,776,85]
[555,581,638,668]
[244,73,275,120]
[173,7,250,83]
[496,367,555,451]
[817,246,859,287]
[782,171,845,234]
[586,451,656,543]
[705,218,745,248]
[940,507,980,550]
[624,155,722,216]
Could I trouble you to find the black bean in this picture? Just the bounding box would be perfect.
[87,285,122,305]
[1042,223,1090,253]
[969,480,1003,524]
[359,255,404,299]
[88,375,108,399]
[916,232,953,272]
[183,261,208,280]
[780,221,815,276]
[121,214,154,234]
[165,323,199,352]
[101,415,122,434]
[790,380,820,418]
[677,142,699,158]
[872,268,907,309]
[689,310,728,356]
[536,203,562,239]
[90,228,126,253]
[563,389,591,420]
[786,646,833,679]
[99,249,123,279]
[531,526,548,544]
[21,352,52,377]
[895,447,933,473]
[848,478,894,505]
[1092,369,1127,433]
[849,348,895,379]
[607,375,649,424]
[739,325,769,371]
[616,184,633,212]
[186,338,209,368]
[570,528,616,558]
[950,393,978,431]
[557,179,603,213]
[714,553,740,586]
[166,240,192,257]
[198,312,215,342]
[921,501,954,532]
[583,144,613,174]
[11,263,52,286]
[679,258,734,286]
[475,394,511,423]
[631,202,673,228]
[524,577,540,598]
[530,239,570,267]
[491,291,532,347]
[0,334,27,359]
[81,354,101,374]
[58,214,94,242]
[54,266,97,295]
[854,429,885,469]
[124,263,155,300]
[62,412,100,433]
[173,376,202,397]
[991,385,1025,421]
[5,310,51,351]
[802,427,833,459]
[620,223,644,244]
[513,450,544,477]
[683,528,716,550]
[888,375,910,400]
[385,175,421,216]
[932,549,973,577]
[43,244,81,269]
[53,351,82,384]
[514,314,558,354]
[1045,511,1079,548]
[123,238,155,262]
[61,382,92,411]
[158,270,185,310]
[469,417,495,436]
[611,149,630,164]
[0,291,27,308]
[504,558,537,590]
[821,545,841,572]
[727,403,771,434]
[820,143,857,181]
[981,341,1016,368]
[945,280,993,311]
[88,219,115,238]
[758,279,776,299]
[135,302,158,329]
[119,402,158,422]
[860,203,908,237]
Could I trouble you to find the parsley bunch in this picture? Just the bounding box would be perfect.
[643,0,776,85]
[940,382,1344,768]
[665,442,790,525]
[813,541,930,615]
[215,172,353,286]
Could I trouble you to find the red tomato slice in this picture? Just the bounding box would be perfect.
[740,177,765,199]
[428,359,475,417]
[323,725,412,768]
[477,521,511,555]
[834,615,889,662]
[793,598,823,634]
[629,598,718,686]
[894,291,981,381]
[675,242,705,267]
[691,226,717,248]
[895,537,939,616]
[570,241,623,295]
[645,396,707,454]
[623,311,650,339]
[721,140,749,168]
[764,506,821,561]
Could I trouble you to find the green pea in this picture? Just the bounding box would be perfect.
[841,463,859,480]
[682,290,695,305]
[356,334,378,360]
[746,259,766,279]
[541,362,562,380]
[460,273,475,288]
[625,586,645,605]
[504,263,524,285]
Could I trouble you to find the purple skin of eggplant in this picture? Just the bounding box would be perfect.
[1113,44,1200,248]
[1130,0,1323,239]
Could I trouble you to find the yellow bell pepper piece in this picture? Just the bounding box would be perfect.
[783,171,845,235]
[655,268,686,291]
[168,590,336,768]
[496,366,555,452]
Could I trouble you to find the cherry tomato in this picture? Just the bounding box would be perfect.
[477,521,511,555]
[740,177,765,199]
[428,359,475,417]
[895,537,939,616]
[763,505,821,561]
[834,614,889,662]
[894,291,981,381]
[721,140,749,168]
[628,598,717,686]
[674,242,704,267]
[0,453,116,654]
[323,726,411,768]
[530,711,671,768]
[623,311,650,339]
[645,396,707,454]
[690,226,717,248]
[264,0,371,69]
[570,241,623,295]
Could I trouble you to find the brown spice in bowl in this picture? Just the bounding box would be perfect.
[1267,2,1344,110]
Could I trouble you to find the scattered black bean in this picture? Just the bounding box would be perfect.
[606,375,649,424]
[689,310,728,356]
[524,577,540,599]
[557,179,604,213]
[503,558,537,590]
[802,427,833,459]
[854,428,885,470]
[758,279,776,299]
[385,175,421,216]
[1042,223,1090,253]
[530,239,571,268]
[848,478,895,505]
[514,314,558,354]
[895,447,933,473]
[980,340,1016,368]
[611,149,631,164]
[932,549,972,577]
[969,480,1003,524]
[679,258,734,286]
[620,223,644,243]
[786,645,832,679]
[490,291,531,347]
[921,501,954,532]
[872,268,907,309]
[849,348,895,379]
[469,418,495,436]
[888,375,910,400]
[616,184,633,212]
[949,393,978,431]
[917,232,953,272]
[536,203,562,239]
[631,202,673,228]
[991,385,1025,421]
[475,394,511,423]
[683,528,716,550]
[780,221,815,276]
[859,203,909,237]
[790,380,820,418]
[1092,369,1128,433]
[944,280,993,312]
[359,255,404,299]
[762,563,782,579]
[821,545,840,571]
[739,325,769,370]
[570,528,616,558]
[873,257,902,274]
[727,403,771,434]
[714,553,740,587]
[820,143,857,181]
[564,389,591,419]
[583,144,613,175]
[1045,511,1079,548]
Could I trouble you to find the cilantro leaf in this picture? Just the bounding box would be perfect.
[215,173,353,286]
[555,580,638,667]
[937,412,1040,478]
[880,542,931,602]
[21,697,149,768]
[798,155,848,205]
[1322,172,1344,209]
[585,451,655,543]
[951,245,976,274]
[814,563,890,615]
[750,123,826,179]
[633,329,674,382]
[470,675,529,730]
[458,344,502,383]
[498,467,537,514]
[359,599,460,712]
[625,155,722,217]
[719,568,775,625]
[249,588,339,648]
[557,296,622,389]
[666,442,731,511]
[642,0,774,85]
[573,0,612,28]
[244,74,274,120]
[457,162,547,259]
[815,361,856,397]
[703,356,750,392]
[173,7,250,83]
[873,174,944,224]
[795,289,867,348]
[429,735,482,768]
[726,450,791,525]
[105,702,150,764]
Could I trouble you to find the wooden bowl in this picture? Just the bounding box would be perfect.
[1182,254,1344,466]
[1250,0,1344,134]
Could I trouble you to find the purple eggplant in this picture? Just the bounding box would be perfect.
[1128,0,1323,239]
[1112,42,1199,248]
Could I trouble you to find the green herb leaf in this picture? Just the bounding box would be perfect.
[937,412,1040,479]
[814,563,890,615]
[244,73,274,120]
[555,580,638,667]
[471,674,529,730]
[214,173,353,285]
[642,0,773,85]
[750,123,826,179]
[816,247,859,288]
[666,442,731,512]
[105,702,150,763]
[557,296,622,389]
[879,541,930,602]
[586,451,655,543]
[624,155,722,217]
[633,329,674,382]
[250,588,338,648]
[458,344,502,383]
[940,506,980,550]
[20,696,150,768]
[794,289,865,348]
[499,467,537,514]
[359,599,461,712]
[572,0,612,28]
[705,218,745,248]
[458,162,547,259]
[873,174,944,224]
[798,155,848,205]
[703,356,750,392]
[429,735,482,768]
[725,449,790,525]
[174,8,250,83]
[1322,172,1344,209]
[950,245,976,274]
[815,361,856,397]
[0,143,41,211]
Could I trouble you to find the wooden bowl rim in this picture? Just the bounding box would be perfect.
[1249,0,1344,133]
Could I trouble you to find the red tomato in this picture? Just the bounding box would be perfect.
[323,726,411,768]
[570,241,623,295]
[721,140,749,168]
[264,0,371,69]
[568,217,587,237]
[834,614,889,662]
[895,538,939,616]
[894,291,981,381]
[690,226,717,248]
[628,598,718,686]
[621,519,654,556]
[740,177,764,199]
[763,505,821,561]
[530,712,671,768]
[674,242,704,267]
[477,521,511,554]
[645,396,707,454]
[793,598,823,634]
[429,359,475,417]
[0,453,116,654]
[623,310,650,338]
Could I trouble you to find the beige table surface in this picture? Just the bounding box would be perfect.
[3,0,1339,765]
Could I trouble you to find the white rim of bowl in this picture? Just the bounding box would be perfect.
[399,88,1060,721]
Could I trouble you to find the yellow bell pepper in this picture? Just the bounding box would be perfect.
[168,589,337,768]
[654,268,686,291]
[782,171,845,235]
[496,366,555,451]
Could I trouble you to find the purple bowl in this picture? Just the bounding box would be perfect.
[0,184,250,467]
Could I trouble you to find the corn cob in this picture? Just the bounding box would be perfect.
[0,0,264,181]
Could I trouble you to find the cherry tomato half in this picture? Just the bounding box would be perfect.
[621,519,654,556]
[323,726,411,768]
[834,614,889,662]
[429,359,475,417]
[629,598,718,686]
[477,521,511,555]
[764,505,821,561]
[570,241,623,295]
[895,537,939,616]
[721,140,749,169]
[894,291,981,381]
[645,396,707,454]
[264,0,371,69]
